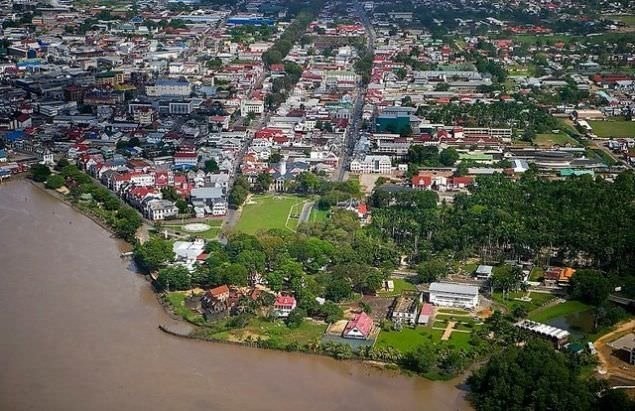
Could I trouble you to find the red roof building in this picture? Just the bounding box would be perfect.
[342,312,374,340]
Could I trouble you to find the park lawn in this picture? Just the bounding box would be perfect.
[529,267,544,281]
[162,219,222,240]
[377,278,417,297]
[492,291,556,313]
[588,148,618,166]
[310,206,330,223]
[235,194,307,234]
[609,14,635,27]
[376,327,444,353]
[588,120,635,138]
[165,292,204,324]
[534,133,579,147]
[207,317,326,346]
[376,326,474,354]
[529,300,590,323]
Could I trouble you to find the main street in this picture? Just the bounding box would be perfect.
[335,0,375,182]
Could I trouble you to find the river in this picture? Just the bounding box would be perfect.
[0,180,470,411]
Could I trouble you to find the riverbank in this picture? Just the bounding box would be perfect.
[30,172,473,385]
[29,178,120,238]
[2,180,470,410]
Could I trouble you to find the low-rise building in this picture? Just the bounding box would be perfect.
[273,295,297,318]
[429,282,479,309]
[342,312,374,340]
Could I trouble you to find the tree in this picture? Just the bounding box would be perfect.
[228,185,248,208]
[325,276,352,302]
[269,152,282,164]
[134,238,173,272]
[31,164,51,182]
[175,198,189,214]
[570,269,610,306]
[491,264,525,296]
[253,172,273,193]
[417,258,447,283]
[439,148,459,166]
[286,308,306,328]
[156,266,191,291]
[55,158,70,170]
[204,159,219,173]
[161,186,180,202]
[467,340,595,410]
[45,174,65,189]
[402,344,437,373]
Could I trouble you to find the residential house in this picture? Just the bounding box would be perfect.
[391,292,421,325]
[544,267,575,286]
[273,295,297,318]
[342,312,374,340]
[417,303,435,325]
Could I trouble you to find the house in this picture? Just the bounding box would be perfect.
[145,199,178,221]
[474,265,494,280]
[608,333,635,365]
[429,282,479,310]
[544,267,575,286]
[273,295,297,318]
[342,312,375,340]
[417,303,434,325]
[391,292,421,325]
[172,239,205,268]
[190,186,227,216]
[201,284,232,316]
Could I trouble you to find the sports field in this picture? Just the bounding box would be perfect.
[235,194,307,234]
[534,133,579,147]
[588,120,635,138]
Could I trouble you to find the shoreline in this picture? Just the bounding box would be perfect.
[29,177,468,384]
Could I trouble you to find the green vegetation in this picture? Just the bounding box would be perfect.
[588,120,635,138]
[376,327,444,353]
[468,340,612,411]
[134,238,173,272]
[40,164,141,242]
[235,194,307,234]
[534,133,579,147]
[492,291,555,313]
[376,278,417,297]
[196,317,326,348]
[528,300,590,323]
[165,292,204,324]
[309,206,329,223]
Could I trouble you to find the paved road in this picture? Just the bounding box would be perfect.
[298,201,315,225]
[335,0,375,182]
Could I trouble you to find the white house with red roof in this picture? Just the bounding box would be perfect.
[273,295,297,318]
[342,312,374,340]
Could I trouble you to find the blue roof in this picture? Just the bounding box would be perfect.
[0,149,6,158]
[5,130,24,141]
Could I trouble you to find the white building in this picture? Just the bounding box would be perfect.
[146,79,191,97]
[429,282,479,310]
[145,199,178,221]
[240,99,264,115]
[349,155,392,174]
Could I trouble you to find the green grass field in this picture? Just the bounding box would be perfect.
[588,120,635,138]
[609,14,635,27]
[197,317,326,347]
[235,195,307,234]
[377,278,417,297]
[528,300,590,323]
[165,292,204,324]
[309,206,330,223]
[493,291,556,313]
[534,133,580,147]
[376,326,473,353]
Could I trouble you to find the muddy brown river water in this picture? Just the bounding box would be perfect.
[0,180,470,411]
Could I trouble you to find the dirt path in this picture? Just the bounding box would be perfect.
[594,319,635,382]
[441,321,456,341]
